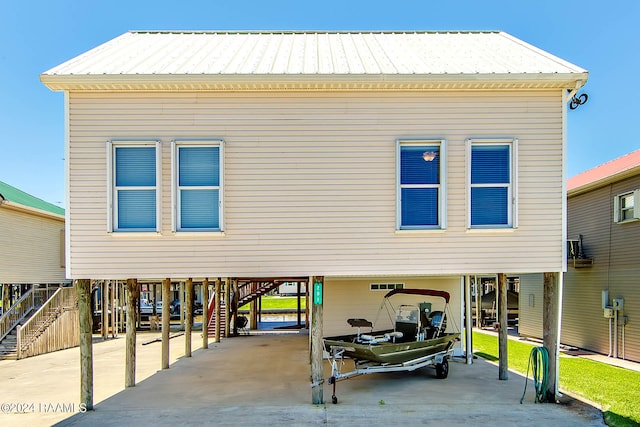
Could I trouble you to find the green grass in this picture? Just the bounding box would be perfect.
[473,331,640,426]
[239,295,306,311]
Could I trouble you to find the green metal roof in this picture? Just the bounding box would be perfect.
[0,181,64,216]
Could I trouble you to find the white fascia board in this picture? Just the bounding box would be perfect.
[40,72,590,92]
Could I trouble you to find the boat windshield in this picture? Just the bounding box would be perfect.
[396,305,418,325]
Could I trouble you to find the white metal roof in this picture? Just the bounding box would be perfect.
[41,31,588,91]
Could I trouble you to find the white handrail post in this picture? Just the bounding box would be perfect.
[16,324,22,359]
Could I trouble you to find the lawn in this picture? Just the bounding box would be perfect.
[239,295,306,311]
[473,331,640,426]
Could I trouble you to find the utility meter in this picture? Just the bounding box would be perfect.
[612,297,624,311]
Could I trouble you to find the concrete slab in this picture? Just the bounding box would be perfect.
[0,333,604,426]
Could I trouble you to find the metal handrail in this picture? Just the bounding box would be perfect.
[0,289,35,342]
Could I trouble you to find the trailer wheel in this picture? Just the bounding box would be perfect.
[435,358,449,379]
[332,395,338,404]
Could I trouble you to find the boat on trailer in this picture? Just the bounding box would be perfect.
[322,288,460,404]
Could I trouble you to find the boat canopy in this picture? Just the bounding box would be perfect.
[384,288,450,303]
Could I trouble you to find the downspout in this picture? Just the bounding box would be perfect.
[64,90,71,280]
[555,80,584,396]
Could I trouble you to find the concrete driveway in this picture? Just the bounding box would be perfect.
[0,332,604,426]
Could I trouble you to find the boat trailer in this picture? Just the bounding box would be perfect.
[321,344,454,404]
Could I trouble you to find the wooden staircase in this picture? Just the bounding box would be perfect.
[0,329,18,360]
[206,280,285,337]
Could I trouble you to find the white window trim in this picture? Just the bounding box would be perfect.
[107,140,161,233]
[171,139,224,232]
[613,189,640,223]
[466,138,518,230]
[396,138,447,230]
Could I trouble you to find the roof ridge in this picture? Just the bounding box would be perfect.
[128,30,503,35]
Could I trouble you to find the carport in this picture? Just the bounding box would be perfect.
[54,333,603,426]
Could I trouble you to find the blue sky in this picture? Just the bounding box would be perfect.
[1,0,638,206]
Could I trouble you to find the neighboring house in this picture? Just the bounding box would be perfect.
[40,31,587,343]
[520,150,640,362]
[0,180,66,289]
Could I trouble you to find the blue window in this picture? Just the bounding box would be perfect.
[469,140,515,228]
[175,142,222,231]
[112,144,158,231]
[398,141,445,229]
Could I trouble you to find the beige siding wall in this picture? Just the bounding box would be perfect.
[518,273,543,338]
[324,276,462,348]
[67,90,564,279]
[0,208,66,283]
[562,174,640,362]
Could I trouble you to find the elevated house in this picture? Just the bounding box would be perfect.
[0,180,72,359]
[40,30,587,405]
[520,149,640,363]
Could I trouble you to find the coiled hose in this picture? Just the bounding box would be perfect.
[520,346,549,404]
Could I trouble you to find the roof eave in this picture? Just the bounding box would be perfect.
[41,72,589,92]
[568,164,640,197]
[0,199,65,221]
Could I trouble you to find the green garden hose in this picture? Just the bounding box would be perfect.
[520,346,549,404]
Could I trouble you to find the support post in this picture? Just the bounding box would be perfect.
[125,278,138,387]
[202,278,209,350]
[77,279,93,410]
[311,276,324,404]
[185,278,193,357]
[162,278,171,369]
[101,281,107,340]
[464,275,473,365]
[297,281,302,327]
[179,282,185,330]
[250,298,257,330]
[497,273,508,380]
[110,281,116,338]
[543,272,559,402]
[214,278,221,343]
[224,279,231,337]
[232,279,239,336]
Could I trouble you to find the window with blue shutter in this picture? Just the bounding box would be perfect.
[113,145,157,231]
[470,142,512,227]
[176,143,221,231]
[398,142,444,229]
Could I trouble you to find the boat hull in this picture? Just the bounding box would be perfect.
[324,332,459,365]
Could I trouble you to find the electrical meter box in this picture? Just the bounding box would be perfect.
[612,298,624,311]
[603,308,614,318]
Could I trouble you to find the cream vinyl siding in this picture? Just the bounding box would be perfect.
[67,90,564,279]
[0,208,66,283]
[323,277,462,340]
[517,273,544,338]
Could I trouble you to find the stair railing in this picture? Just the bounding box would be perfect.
[16,287,78,359]
[0,289,35,342]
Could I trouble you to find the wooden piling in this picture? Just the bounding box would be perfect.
[77,279,93,410]
[543,272,558,402]
[125,278,138,387]
[224,279,231,337]
[185,278,193,357]
[214,278,221,343]
[311,276,324,404]
[202,278,209,350]
[498,273,508,380]
[162,278,171,369]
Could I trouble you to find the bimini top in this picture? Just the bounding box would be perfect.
[384,288,450,303]
[41,30,588,92]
